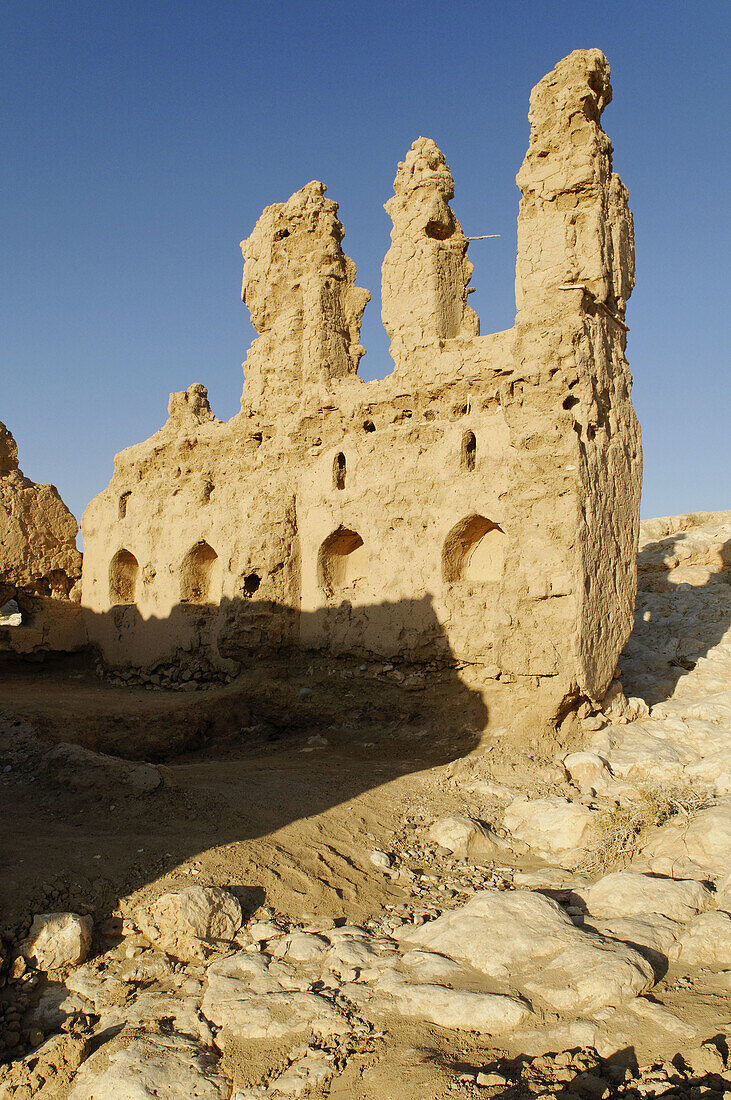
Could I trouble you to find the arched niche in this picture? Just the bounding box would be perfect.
[443,515,506,585]
[180,540,219,604]
[318,527,367,599]
[109,549,139,605]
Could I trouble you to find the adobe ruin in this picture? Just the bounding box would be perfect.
[71,48,642,736]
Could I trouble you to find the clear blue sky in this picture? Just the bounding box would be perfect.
[3,1,729,533]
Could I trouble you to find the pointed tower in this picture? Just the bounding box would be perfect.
[381,138,479,371]
[240,181,370,411]
[511,49,642,699]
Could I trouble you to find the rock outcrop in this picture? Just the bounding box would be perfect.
[0,421,83,654]
[0,422,81,602]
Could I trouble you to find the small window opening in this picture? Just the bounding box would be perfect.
[243,573,261,597]
[363,419,376,433]
[461,431,477,471]
[333,452,346,490]
[118,491,132,519]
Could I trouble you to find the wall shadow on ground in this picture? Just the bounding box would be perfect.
[618,536,731,706]
[0,593,489,935]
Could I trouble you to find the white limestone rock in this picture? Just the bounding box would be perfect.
[626,997,698,1038]
[684,749,731,795]
[134,886,242,961]
[201,975,351,1043]
[369,849,392,871]
[267,1048,336,1096]
[522,939,655,1014]
[563,751,613,793]
[399,949,469,984]
[640,800,731,878]
[503,797,595,856]
[326,936,386,976]
[669,910,731,971]
[578,871,713,923]
[585,914,682,971]
[377,970,531,1032]
[428,814,505,859]
[400,889,577,978]
[400,888,654,1012]
[68,1031,229,1099]
[248,919,283,942]
[269,931,329,962]
[22,913,93,972]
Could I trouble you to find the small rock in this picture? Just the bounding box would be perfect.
[9,955,26,980]
[21,913,93,971]
[272,932,329,962]
[669,909,731,971]
[67,1031,229,1098]
[0,598,22,626]
[370,849,392,871]
[377,971,531,1032]
[428,815,504,860]
[681,1041,726,1076]
[504,796,596,859]
[578,871,713,923]
[476,1070,508,1086]
[563,752,613,793]
[248,919,283,942]
[134,886,242,961]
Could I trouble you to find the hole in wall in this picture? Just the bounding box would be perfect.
[109,549,139,605]
[333,452,346,491]
[443,515,506,585]
[118,491,132,519]
[363,420,376,433]
[180,541,219,604]
[243,573,261,597]
[425,215,455,240]
[461,431,477,471]
[318,527,367,599]
[563,395,580,411]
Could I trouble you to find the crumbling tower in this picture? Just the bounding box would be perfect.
[512,48,641,699]
[240,181,370,411]
[381,137,479,372]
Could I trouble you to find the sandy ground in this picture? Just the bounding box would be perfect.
[0,512,729,1098]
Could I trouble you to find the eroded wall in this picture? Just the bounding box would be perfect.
[81,49,642,735]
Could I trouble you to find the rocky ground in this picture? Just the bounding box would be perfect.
[0,511,729,1099]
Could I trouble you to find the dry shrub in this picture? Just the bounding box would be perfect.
[581,784,713,874]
